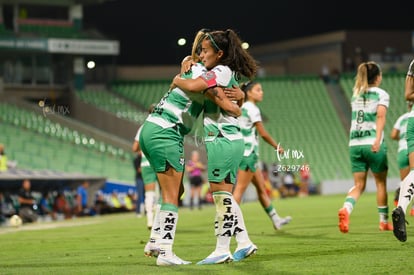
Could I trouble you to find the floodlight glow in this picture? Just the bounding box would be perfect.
[87,61,95,69]
[178,38,186,46]
[242,42,249,50]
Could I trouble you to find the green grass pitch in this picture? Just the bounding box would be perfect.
[0,193,412,274]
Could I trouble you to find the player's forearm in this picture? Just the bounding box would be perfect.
[205,87,241,117]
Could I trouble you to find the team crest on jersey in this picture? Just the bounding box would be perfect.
[202,71,216,81]
[179,157,185,166]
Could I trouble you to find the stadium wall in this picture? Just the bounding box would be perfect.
[70,94,137,146]
[115,65,180,81]
[250,30,412,77]
[320,177,400,195]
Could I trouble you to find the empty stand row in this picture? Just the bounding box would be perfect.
[111,80,171,111]
[0,103,135,183]
[75,89,148,124]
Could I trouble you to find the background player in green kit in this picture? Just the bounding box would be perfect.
[338,61,392,234]
[132,103,158,231]
[228,80,292,231]
[173,29,259,265]
[392,59,414,242]
[391,101,413,211]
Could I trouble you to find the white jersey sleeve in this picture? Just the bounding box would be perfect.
[248,103,262,124]
[407,59,414,77]
[377,88,390,108]
[134,125,142,142]
[199,65,232,88]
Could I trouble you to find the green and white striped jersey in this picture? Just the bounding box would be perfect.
[349,87,389,147]
[393,112,410,152]
[202,65,242,142]
[407,60,414,115]
[407,59,414,78]
[134,125,150,167]
[146,62,206,135]
[238,101,261,156]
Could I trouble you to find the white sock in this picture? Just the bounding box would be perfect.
[212,191,233,254]
[232,197,252,250]
[398,170,414,214]
[145,191,155,228]
[158,204,178,258]
[378,206,389,223]
[343,196,356,214]
[149,203,161,242]
[266,205,281,224]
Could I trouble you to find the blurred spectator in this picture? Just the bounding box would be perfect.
[0,144,16,172]
[133,152,145,217]
[269,163,282,190]
[94,190,111,215]
[299,163,311,197]
[186,150,205,210]
[0,192,17,225]
[39,191,57,220]
[262,163,278,199]
[122,190,136,212]
[0,192,5,225]
[75,181,94,216]
[0,144,7,172]
[281,171,298,198]
[321,64,330,83]
[0,192,16,222]
[53,192,72,219]
[17,179,38,223]
[109,191,126,213]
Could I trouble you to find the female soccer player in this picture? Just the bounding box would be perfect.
[230,80,292,231]
[338,61,392,233]
[393,59,414,242]
[173,29,258,264]
[139,29,243,266]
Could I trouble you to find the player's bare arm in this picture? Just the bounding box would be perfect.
[224,85,245,107]
[405,76,414,101]
[204,87,241,117]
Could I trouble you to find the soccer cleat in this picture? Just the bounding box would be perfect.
[410,208,414,217]
[233,244,258,262]
[379,222,393,231]
[144,241,160,257]
[274,216,292,230]
[197,252,233,265]
[156,253,191,266]
[392,206,408,242]
[338,208,349,233]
